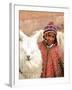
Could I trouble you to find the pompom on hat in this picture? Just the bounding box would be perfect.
[43,22,57,35]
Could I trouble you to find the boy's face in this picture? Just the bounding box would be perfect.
[44,32,55,46]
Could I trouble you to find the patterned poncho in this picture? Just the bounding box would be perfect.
[38,41,64,78]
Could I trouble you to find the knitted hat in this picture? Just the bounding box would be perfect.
[43,22,57,35]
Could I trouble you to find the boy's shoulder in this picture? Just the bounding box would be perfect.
[50,45,61,53]
[38,41,44,49]
[38,41,44,46]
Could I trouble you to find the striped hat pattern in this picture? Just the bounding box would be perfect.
[44,22,57,35]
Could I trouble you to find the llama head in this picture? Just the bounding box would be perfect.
[20,30,43,62]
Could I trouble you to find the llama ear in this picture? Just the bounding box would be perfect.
[31,30,43,42]
[19,30,28,41]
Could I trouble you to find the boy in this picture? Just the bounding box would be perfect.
[38,22,64,78]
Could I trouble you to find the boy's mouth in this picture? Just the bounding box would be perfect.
[46,40,53,46]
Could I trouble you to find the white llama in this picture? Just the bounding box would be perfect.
[19,30,42,79]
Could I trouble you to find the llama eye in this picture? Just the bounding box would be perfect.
[31,51,34,54]
[31,49,37,54]
[19,38,23,42]
[31,50,36,54]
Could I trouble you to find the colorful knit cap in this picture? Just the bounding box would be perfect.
[43,22,57,35]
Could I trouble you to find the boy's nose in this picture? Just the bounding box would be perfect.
[47,37,52,41]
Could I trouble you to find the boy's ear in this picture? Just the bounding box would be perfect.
[43,35,47,40]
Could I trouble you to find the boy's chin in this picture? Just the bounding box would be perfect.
[46,42,52,46]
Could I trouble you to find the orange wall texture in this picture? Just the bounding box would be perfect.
[19,10,64,35]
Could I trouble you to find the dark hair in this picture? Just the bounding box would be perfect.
[54,36,58,45]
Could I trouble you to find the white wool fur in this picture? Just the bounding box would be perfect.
[19,30,42,79]
[57,31,64,50]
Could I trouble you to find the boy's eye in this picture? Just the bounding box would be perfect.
[51,35,55,38]
[45,33,48,37]
[48,34,55,38]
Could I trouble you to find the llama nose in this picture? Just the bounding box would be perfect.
[27,55,30,60]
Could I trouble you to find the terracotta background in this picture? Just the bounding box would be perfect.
[19,10,64,36]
